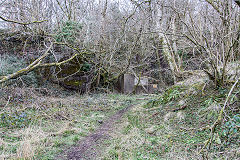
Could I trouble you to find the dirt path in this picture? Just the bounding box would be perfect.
[57,104,133,160]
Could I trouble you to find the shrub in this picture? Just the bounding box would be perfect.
[0,55,38,87]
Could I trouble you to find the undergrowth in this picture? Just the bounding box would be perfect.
[0,87,153,159]
[0,79,239,159]
[0,55,38,87]
[101,83,239,160]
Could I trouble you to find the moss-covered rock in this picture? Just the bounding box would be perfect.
[52,56,92,93]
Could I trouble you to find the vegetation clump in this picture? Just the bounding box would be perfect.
[0,111,31,128]
[0,55,38,87]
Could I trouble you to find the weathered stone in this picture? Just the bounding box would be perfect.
[164,111,185,122]
[224,61,240,80]
[178,99,186,106]
[50,56,91,93]
[145,126,157,134]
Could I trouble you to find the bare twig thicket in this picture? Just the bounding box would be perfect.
[0,0,239,88]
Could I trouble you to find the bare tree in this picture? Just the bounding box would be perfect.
[0,0,239,89]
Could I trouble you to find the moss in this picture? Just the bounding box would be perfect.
[191,82,205,91]
[64,80,84,86]
[50,56,91,91]
[55,56,83,78]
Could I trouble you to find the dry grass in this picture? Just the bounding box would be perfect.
[16,126,47,159]
[1,83,239,159]
[99,82,239,160]
[1,86,154,159]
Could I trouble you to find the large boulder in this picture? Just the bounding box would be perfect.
[50,56,92,93]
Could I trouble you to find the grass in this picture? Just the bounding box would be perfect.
[100,83,239,160]
[0,80,239,159]
[0,86,157,159]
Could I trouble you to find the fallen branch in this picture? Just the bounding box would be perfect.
[0,42,89,86]
[0,43,53,85]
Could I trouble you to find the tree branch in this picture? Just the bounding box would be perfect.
[0,43,53,85]
[0,43,89,86]
[0,15,47,25]
[235,0,240,7]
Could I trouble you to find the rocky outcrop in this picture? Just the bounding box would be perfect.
[49,56,92,93]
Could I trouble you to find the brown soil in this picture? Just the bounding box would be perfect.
[57,105,133,160]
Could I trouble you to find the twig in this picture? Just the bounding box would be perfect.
[4,96,10,107]
[172,105,187,112]
[180,125,211,131]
